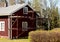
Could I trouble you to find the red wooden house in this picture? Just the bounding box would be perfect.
[0,3,38,39]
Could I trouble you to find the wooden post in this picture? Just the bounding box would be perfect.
[32,11,34,18]
[8,16,10,39]
[10,15,12,39]
[16,18,18,38]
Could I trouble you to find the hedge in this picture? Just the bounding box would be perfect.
[29,29,60,42]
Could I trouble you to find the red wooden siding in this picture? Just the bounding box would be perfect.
[0,5,36,39]
[0,16,8,38]
[11,5,36,38]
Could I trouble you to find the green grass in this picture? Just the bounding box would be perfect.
[0,38,30,42]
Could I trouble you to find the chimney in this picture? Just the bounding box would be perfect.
[5,0,10,7]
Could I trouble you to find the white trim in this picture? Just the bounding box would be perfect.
[8,16,10,39]
[23,7,28,14]
[22,22,28,31]
[10,15,12,39]
[0,21,5,31]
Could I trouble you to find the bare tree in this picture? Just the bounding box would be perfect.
[47,0,59,29]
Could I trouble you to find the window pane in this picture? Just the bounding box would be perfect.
[0,21,5,31]
[22,22,28,31]
[1,23,5,31]
[23,7,28,14]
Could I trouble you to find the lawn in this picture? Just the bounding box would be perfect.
[0,38,30,42]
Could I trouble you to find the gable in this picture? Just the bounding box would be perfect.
[0,3,36,16]
[11,4,34,14]
[13,5,34,14]
[26,5,34,11]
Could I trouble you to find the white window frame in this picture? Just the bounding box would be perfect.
[22,22,28,31]
[0,21,5,31]
[23,7,28,14]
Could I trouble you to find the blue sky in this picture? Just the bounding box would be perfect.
[57,0,60,8]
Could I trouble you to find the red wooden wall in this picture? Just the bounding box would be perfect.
[12,5,36,38]
[0,16,8,38]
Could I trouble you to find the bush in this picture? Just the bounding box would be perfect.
[29,29,60,42]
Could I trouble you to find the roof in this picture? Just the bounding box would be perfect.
[0,3,34,16]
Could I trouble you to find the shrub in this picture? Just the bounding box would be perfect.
[29,29,60,42]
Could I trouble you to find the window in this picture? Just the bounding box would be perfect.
[23,7,28,14]
[22,22,28,31]
[0,21,5,31]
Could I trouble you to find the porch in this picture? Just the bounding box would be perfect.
[8,16,36,39]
